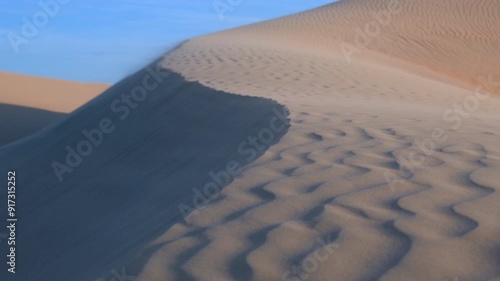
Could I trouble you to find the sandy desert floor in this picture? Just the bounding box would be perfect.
[1,0,500,281]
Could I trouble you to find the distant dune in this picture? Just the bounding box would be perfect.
[0,72,108,146]
[0,71,109,113]
[206,0,500,94]
[1,1,500,281]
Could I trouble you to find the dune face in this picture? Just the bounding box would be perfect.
[148,1,500,281]
[0,66,289,281]
[1,1,500,281]
[0,72,109,147]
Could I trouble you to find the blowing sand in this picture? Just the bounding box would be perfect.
[1,0,500,281]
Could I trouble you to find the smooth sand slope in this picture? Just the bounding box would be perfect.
[0,71,108,113]
[2,0,500,281]
[0,72,109,146]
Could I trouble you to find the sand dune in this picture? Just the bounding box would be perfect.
[1,0,500,281]
[0,72,109,147]
[0,66,289,281]
[207,0,500,94]
[0,71,108,113]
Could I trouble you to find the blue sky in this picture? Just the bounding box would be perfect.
[0,0,334,83]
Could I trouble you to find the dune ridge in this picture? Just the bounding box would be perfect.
[0,65,289,281]
[131,0,500,280]
[1,0,500,281]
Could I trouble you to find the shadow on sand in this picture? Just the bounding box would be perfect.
[0,104,65,147]
[0,61,289,281]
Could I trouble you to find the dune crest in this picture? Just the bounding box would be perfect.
[0,66,289,281]
[133,0,500,280]
[1,0,500,281]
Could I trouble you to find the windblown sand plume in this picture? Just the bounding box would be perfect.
[1,0,500,281]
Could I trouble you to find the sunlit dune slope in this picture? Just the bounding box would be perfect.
[0,71,109,113]
[203,0,500,94]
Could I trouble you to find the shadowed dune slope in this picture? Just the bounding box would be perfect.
[0,104,65,147]
[0,65,289,281]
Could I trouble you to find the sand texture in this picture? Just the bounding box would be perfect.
[1,1,500,281]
